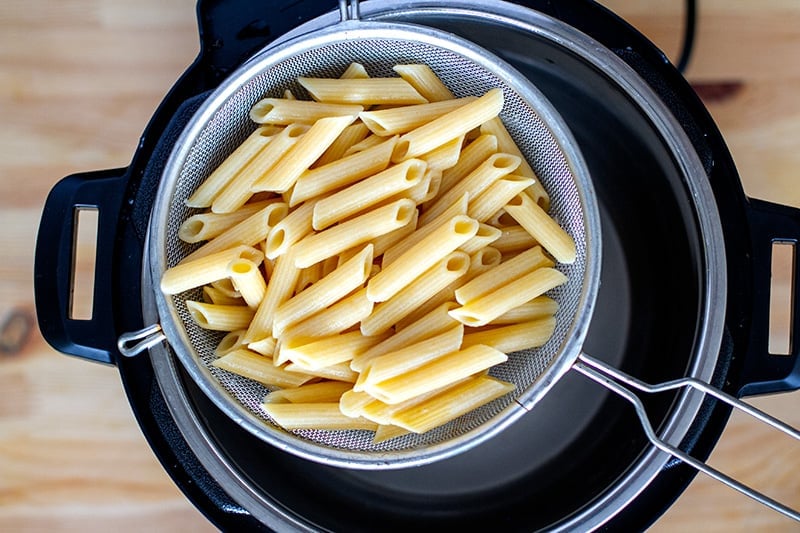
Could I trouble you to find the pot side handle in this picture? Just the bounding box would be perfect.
[740,198,800,396]
[34,168,128,365]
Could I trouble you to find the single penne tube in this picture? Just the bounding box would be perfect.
[297,77,428,105]
[339,389,379,418]
[487,209,516,228]
[295,261,322,293]
[468,175,535,223]
[185,126,280,208]
[343,133,385,155]
[381,192,468,267]
[373,424,410,443]
[359,379,469,425]
[314,122,370,167]
[203,285,242,306]
[178,200,273,243]
[418,152,520,226]
[367,215,478,303]
[279,330,386,370]
[392,64,455,102]
[264,197,317,259]
[262,402,378,431]
[392,88,503,162]
[449,267,568,327]
[285,361,358,383]
[289,136,397,207]
[382,169,438,207]
[503,191,577,264]
[251,114,357,193]
[361,251,470,336]
[280,288,373,340]
[213,349,313,388]
[490,295,558,325]
[211,124,309,213]
[242,249,300,342]
[492,224,539,254]
[389,375,515,433]
[214,329,247,357]
[462,316,557,353]
[263,381,353,404]
[357,325,464,389]
[351,301,460,372]
[161,245,263,295]
[419,134,464,172]
[247,335,277,357]
[227,257,267,309]
[454,245,553,305]
[291,200,415,269]
[370,207,419,257]
[439,133,498,193]
[185,301,255,331]
[480,116,550,209]
[340,62,370,79]
[358,97,476,136]
[312,159,427,230]
[211,277,239,298]
[364,344,508,405]
[249,98,364,125]
[180,202,288,263]
[458,223,502,255]
[272,244,373,337]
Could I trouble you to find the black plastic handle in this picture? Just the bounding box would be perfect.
[739,197,800,396]
[34,168,128,365]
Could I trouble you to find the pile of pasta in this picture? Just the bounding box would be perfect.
[161,62,576,444]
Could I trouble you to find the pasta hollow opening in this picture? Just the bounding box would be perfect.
[406,161,426,182]
[216,330,244,353]
[454,218,478,235]
[491,154,519,170]
[395,203,416,224]
[393,140,410,161]
[476,247,501,266]
[287,124,308,138]
[267,229,286,254]
[445,254,469,272]
[230,260,253,274]
[179,220,205,241]
[507,193,525,207]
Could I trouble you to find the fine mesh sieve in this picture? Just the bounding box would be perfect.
[137,1,601,468]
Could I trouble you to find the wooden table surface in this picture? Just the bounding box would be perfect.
[1,1,798,531]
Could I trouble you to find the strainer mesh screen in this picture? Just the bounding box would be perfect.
[159,35,587,458]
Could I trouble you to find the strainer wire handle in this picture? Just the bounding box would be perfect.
[338,0,360,22]
[574,352,800,522]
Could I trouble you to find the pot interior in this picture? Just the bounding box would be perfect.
[152,5,716,531]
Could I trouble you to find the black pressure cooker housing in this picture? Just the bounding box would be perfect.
[34,0,800,530]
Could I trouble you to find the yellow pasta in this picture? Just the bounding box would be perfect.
[439,133,499,193]
[298,77,428,105]
[279,330,387,370]
[492,224,539,254]
[214,329,247,357]
[458,223,502,255]
[392,64,455,102]
[490,296,558,325]
[264,198,317,259]
[161,245,263,295]
[213,349,313,388]
[242,249,300,343]
[186,301,255,331]
[178,200,274,243]
[340,62,370,80]
[468,175,535,223]
[263,381,352,404]
[291,199,415,269]
[503,191,577,264]
[203,285,242,306]
[227,257,267,309]
[359,97,476,136]
[249,98,363,125]
[285,361,358,383]
[314,122,371,167]
[185,125,281,208]
[247,335,277,357]
[280,288,373,340]
[312,159,426,230]
[262,402,378,431]
[462,316,557,353]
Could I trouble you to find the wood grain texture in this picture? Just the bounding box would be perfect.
[1,0,797,531]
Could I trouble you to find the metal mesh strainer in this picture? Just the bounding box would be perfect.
[133,1,601,468]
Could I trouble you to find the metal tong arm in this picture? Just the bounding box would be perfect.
[574,352,800,522]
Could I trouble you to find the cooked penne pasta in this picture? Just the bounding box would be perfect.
[458,223,502,255]
[480,116,550,209]
[295,261,322,293]
[364,344,508,404]
[370,207,419,257]
[291,199,415,268]
[449,267,567,327]
[247,335,277,357]
[249,98,363,125]
[372,424,410,443]
[251,114,357,193]
[312,159,426,230]
[211,124,308,213]
[185,125,281,208]
[419,135,463,174]
[361,251,470,336]
[313,122,371,167]
[213,348,312,388]
[490,296,558,325]
[263,381,352,404]
[367,215,478,303]
[161,245,263,295]
[279,330,386,370]
[339,389,379,418]
[285,361,358,383]
[454,245,553,305]
[392,64,455,102]
[340,62,370,80]
[186,301,255,331]
[180,202,288,263]
[359,97,476,136]
[439,134,498,195]
[242,249,300,342]
[264,198,318,259]
[214,329,247,357]
[389,375,515,433]
[462,316,557,353]
[298,77,428,105]
[227,257,267,309]
[492,224,539,254]
[280,288,373,340]
[503,191,577,264]
[272,244,373,337]
[392,88,503,162]
[203,285,242,306]
[178,200,273,243]
[289,136,397,207]
[262,402,378,431]
[468,175,535,223]
[343,133,385,155]
[419,152,520,225]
